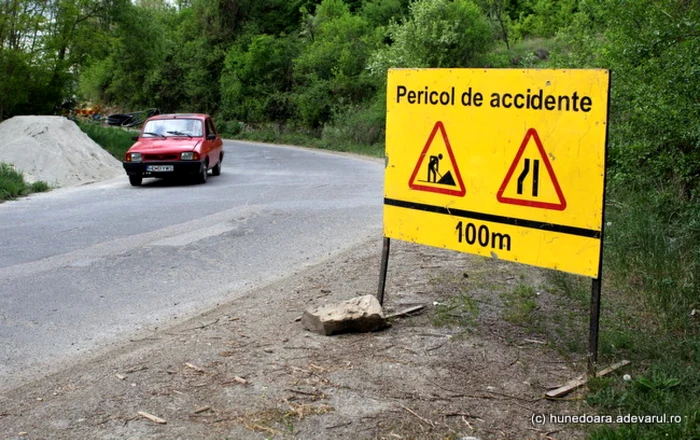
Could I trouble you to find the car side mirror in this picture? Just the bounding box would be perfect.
[131,135,139,141]
[206,134,216,140]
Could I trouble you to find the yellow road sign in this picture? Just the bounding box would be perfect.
[384,68,610,277]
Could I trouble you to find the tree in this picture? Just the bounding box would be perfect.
[560,0,700,193]
[0,49,30,119]
[368,0,494,75]
[559,0,700,320]
[510,0,578,40]
[478,0,514,49]
[360,0,410,27]
[294,0,381,128]
[220,34,299,123]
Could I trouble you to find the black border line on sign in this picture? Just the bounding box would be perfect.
[384,197,601,239]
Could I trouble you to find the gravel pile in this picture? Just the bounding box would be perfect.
[0,116,123,187]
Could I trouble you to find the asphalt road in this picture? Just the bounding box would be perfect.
[0,140,384,390]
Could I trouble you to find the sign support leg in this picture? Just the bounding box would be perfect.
[377,237,391,305]
[587,275,602,376]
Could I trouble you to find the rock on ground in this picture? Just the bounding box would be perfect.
[0,116,123,187]
[302,294,386,335]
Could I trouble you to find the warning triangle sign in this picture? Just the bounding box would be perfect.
[408,121,466,197]
[497,128,567,210]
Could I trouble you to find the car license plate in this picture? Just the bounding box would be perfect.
[146,165,174,172]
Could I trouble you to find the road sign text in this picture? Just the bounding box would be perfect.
[455,221,512,251]
[396,85,594,112]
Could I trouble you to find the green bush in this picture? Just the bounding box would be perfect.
[220,34,300,123]
[76,120,135,160]
[556,0,700,329]
[553,2,700,437]
[215,119,244,138]
[368,0,494,74]
[30,181,50,193]
[0,163,50,201]
[321,99,385,146]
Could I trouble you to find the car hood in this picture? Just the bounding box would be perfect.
[129,139,202,152]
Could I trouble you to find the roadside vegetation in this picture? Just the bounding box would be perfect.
[75,120,135,161]
[2,0,697,437]
[0,163,50,202]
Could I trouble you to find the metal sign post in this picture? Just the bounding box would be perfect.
[377,237,391,305]
[588,275,603,375]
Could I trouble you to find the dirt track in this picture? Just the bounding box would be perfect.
[1,237,589,440]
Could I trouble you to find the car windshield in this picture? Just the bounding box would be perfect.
[142,119,203,137]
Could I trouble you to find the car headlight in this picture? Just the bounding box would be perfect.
[180,152,199,160]
[127,152,142,162]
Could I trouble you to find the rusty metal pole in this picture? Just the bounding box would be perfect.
[588,72,612,377]
[377,237,391,305]
[587,275,602,376]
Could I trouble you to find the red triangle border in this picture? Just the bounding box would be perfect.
[408,121,466,197]
[496,128,566,210]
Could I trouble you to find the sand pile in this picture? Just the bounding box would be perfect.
[0,116,124,188]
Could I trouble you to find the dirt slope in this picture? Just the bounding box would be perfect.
[0,238,589,440]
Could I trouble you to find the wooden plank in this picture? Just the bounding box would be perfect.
[387,305,426,319]
[595,360,631,377]
[545,360,630,398]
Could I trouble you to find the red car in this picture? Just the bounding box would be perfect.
[122,113,224,186]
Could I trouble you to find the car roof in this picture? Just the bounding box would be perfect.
[147,113,209,121]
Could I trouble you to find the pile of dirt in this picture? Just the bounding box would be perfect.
[0,116,123,188]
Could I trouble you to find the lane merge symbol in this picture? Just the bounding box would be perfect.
[497,128,567,210]
[408,121,466,197]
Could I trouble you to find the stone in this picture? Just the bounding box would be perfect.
[534,48,550,60]
[301,295,387,336]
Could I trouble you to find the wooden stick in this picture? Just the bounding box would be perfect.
[185,362,205,373]
[545,360,630,398]
[138,411,166,424]
[402,405,435,427]
[387,305,426,319]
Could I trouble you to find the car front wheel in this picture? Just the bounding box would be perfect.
[129,175,142,187]
[198,162,208,184]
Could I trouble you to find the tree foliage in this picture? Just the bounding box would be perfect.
[556,0,700,323]
[559,0,699,197]
[369,0,494,74]
[220,34,299,123]
[0,0,121,117]
[294,0,380,128]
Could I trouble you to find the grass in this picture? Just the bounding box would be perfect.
[496,274,700,439]
[585,360,700,439]
[540,187,700,439]
[432,290,479,330]
[75,119,136,161]
[0,163,50,202]
[241,403,333,436]
[228,122,384,157]
[500,283,538,327]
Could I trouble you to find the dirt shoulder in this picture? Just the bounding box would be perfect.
[1,237,590,440]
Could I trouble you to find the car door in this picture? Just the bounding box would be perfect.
[204,117,222,166]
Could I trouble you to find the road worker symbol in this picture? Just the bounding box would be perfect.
[408,121,466,197]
